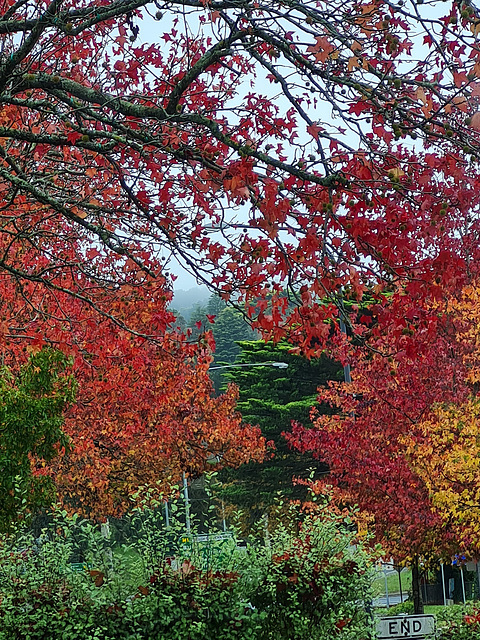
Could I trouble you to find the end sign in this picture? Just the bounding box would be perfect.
[376,615,435,639]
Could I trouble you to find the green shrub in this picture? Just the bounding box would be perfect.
[246,504,374,640]
[437,604,480,639]
[0,497,375,640]
[387,600,414,615]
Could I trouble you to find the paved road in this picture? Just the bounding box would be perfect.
[374,594,409,608]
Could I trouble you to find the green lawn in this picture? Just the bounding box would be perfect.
[424,605,447,614]
[424,603,473,614]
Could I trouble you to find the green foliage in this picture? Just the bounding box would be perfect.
[247,502,375,640]
[218,341,342,522]
[0,348,76,532]
[206,294,227,318]
[0,495,375,640]
[211,307,256,365]
[187,294,256,363]
[386,600,414,615]
[188,302,211,338]
[436,604,480,639]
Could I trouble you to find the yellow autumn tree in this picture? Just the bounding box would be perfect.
[403,283,480,545]
[404,399,480,541]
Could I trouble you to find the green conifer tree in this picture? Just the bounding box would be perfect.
[217,341,342,531]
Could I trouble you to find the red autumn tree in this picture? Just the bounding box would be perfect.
[287,286,480,613]
[0,0,479,342]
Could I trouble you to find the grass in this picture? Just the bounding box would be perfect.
[424,603,474,614]
[424,604,448,614]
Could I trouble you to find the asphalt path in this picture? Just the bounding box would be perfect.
[374,594,410,608]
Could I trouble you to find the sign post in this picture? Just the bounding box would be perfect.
[376,615,435,639]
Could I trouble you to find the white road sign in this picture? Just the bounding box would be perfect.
[376,615,435,639]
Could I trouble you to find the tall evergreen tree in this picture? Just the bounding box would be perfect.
[206,295,227,318]
[217,341,342,530]
[186,295,255,359]
[212,308,257,365]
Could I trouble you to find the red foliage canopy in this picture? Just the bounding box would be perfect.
[288,289,477,561]
[0,0,479,339]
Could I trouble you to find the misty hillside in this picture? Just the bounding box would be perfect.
[171,287,210,321]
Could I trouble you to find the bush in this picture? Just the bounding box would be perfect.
[437,605,480,640]
[246,504,374,640]
[0,498,375,640]
[387,600,414,615]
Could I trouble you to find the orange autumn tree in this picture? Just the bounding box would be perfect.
[56,306,266,517]
[0,261,265,518]
[404,399,480,545]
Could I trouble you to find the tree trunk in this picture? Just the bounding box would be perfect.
[412,556,424,614]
